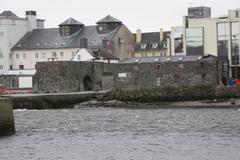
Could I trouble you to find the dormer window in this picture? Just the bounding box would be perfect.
[141,43,147,49]
[163,42,167,48]
[98,26,103,31]
[36,43,40,47]
[52,52,57,58]
[17,44,22,47]
[61,42,66,46]
[59,18,84,37]
[152,43,158,49]
[166,57,171,61]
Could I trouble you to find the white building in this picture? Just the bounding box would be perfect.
[0,10,44,75]
[183,8,240,79]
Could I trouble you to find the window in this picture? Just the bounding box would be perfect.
[217,23,229,61]
[72,51,75,57]
[42,52,46,58]
[35,53,39,58]
[16,54,19,59]
[201,73,207,80]
[0,32,3,36]
[152,53,155,56]
[98,26,103,31]
[0,53,3,58]
[9,54,12,59]
[52,52,57,58]
[118,38,123,44]
[231,22,239,66]
[186,28,204,55]
[60,26,70,36]
[141,43,147,49]
[152,43,158,49]
[0,65,3,70]
[60,52,64,58]
[78,55,81,61]
[19,65,24,69]
[23,54,26,59]
[10,65,12,70]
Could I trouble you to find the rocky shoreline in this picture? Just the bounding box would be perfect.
[74,99,240,109]
[7,85,240,109]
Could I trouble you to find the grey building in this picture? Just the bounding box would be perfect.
[188,6,211,19]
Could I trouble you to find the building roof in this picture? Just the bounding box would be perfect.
[134,31,170,52]
[12,25,121,51]
[0,11,18,18]
[88,48,119,60]
[97,15,122,24]
[59,17,84,26]
[120,55,216,64]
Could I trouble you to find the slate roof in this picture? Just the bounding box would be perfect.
[12,25,121,51]
[0,11,18,18]
[97,15,122,24]
[134,31,170,52]
[120,55,216,64]
[59,18,84,26]
[88,48,119,60]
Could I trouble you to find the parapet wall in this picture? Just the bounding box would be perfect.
[0,98,15,136]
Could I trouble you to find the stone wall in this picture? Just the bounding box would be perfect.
[0,98,15,136]
[112,61,219,89]
[33,59,221,93]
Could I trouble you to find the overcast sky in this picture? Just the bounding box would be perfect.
[1,0,240,32]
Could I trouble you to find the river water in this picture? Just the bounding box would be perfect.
[1,107,240,160]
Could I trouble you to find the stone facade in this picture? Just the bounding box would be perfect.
[0,98,15,136]
[33,56,223,93]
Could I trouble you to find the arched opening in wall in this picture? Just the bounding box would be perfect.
[83,75,93,91]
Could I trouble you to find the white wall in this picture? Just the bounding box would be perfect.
[0,18,28,75]
[11,48,80,69]
[72,48,119,63]
[19,77,32,88]
[72,48,94,61]
[0,13,44,75]
[188,18,218,56]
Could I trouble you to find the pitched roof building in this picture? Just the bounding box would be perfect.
[133,29,171,58]
[10,15,135,72]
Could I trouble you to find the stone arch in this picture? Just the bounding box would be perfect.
[83,75,93,91]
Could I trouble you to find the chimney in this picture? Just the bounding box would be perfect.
[80,38,88,48]
[102,39,110,48]
[160,28,164,42]
[228,10,238,19]
[26,11,37,31]
[136,29,142,43]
